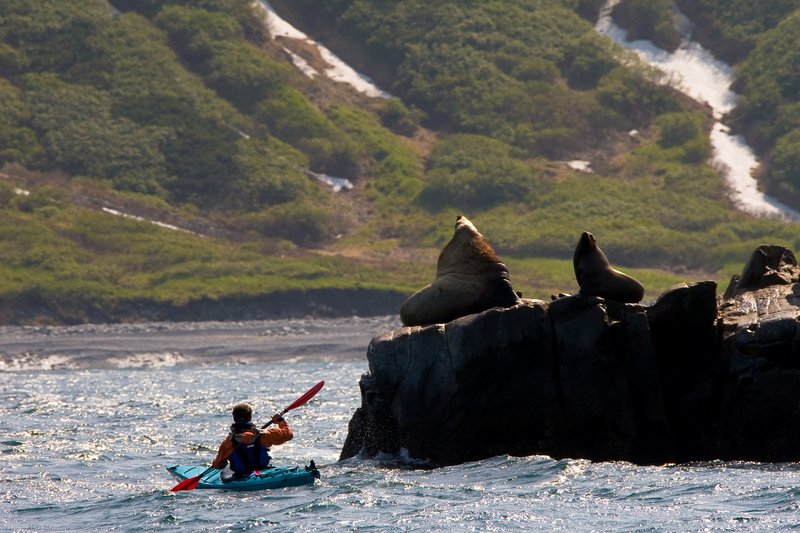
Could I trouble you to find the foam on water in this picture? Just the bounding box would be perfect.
[0,317,399,371]
[0,353,76,371]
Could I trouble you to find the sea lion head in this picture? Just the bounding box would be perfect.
[437,215,504,277]
[574,231,609,284]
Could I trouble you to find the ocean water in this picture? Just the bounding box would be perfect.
[3,318,800,532]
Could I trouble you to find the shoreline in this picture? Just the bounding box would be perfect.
[0,314,400,371]
[0,287,408,327]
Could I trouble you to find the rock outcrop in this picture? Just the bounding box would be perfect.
[341,245,800,466]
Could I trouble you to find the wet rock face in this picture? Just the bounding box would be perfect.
[724,245,799,297]
[646,281,721,460]
[342,297,675,466]
[716,246,800,462]
[341,245,800,466]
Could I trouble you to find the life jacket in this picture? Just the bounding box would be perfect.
[228,421,271,475]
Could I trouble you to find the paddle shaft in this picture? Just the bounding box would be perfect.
[261,380,325,429]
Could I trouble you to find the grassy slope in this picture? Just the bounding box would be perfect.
[266,0,800,295]
[1,0,799,323]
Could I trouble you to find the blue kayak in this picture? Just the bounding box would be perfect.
[167,462,319,491]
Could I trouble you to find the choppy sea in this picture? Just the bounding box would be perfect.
[2,317,800,532]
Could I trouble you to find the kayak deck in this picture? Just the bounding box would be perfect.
[167,461,319,491]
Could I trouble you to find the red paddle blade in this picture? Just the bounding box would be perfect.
[170,475,201,492]
[284,380,325,413]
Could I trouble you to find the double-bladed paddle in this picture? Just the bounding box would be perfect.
[169,380,325,493]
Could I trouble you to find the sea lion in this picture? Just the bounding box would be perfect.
[573,231,644,303]
[400,215,521,326]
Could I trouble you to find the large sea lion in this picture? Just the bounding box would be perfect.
[400,215,521,326]
[573,231,644,303]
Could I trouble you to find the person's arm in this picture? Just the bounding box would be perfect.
[211,435,234,468]
[260,415,293,447]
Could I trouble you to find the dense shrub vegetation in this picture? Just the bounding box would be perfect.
[293,0,679,158]
[663,1,800,207]
[619,0,800,208]
[0,0,397,226]
[0,0,799,319]
[731,11,800,201]
[675,0,800,63]
[612,0,682,52]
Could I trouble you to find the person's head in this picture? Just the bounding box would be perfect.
[232,403,253,423]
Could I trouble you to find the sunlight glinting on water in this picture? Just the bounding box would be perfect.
[5,344,800,530]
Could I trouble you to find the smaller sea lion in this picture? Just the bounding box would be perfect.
[400,215,521,326]
[573,231,644,303]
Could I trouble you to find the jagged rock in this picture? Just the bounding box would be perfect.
[341,245,800,466]
[733,245,799,294]
[646,281,721,460]
[715,247,800,462]
[342,297,673,466]
[722,244,799,299]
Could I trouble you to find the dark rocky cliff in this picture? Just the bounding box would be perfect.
[341,245,800,466]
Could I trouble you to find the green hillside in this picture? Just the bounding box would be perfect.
[614,0,800,208]
[0,0,798,324]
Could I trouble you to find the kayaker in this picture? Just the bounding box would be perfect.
[211,403,293,480]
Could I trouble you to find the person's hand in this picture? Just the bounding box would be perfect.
[271,413,285,424]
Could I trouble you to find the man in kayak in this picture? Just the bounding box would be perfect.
[211,403,293,481]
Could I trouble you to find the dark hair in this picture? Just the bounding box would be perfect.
[232,403,252,422]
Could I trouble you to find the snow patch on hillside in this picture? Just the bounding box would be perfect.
[596,0,800,221]
[258,1,391,99]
